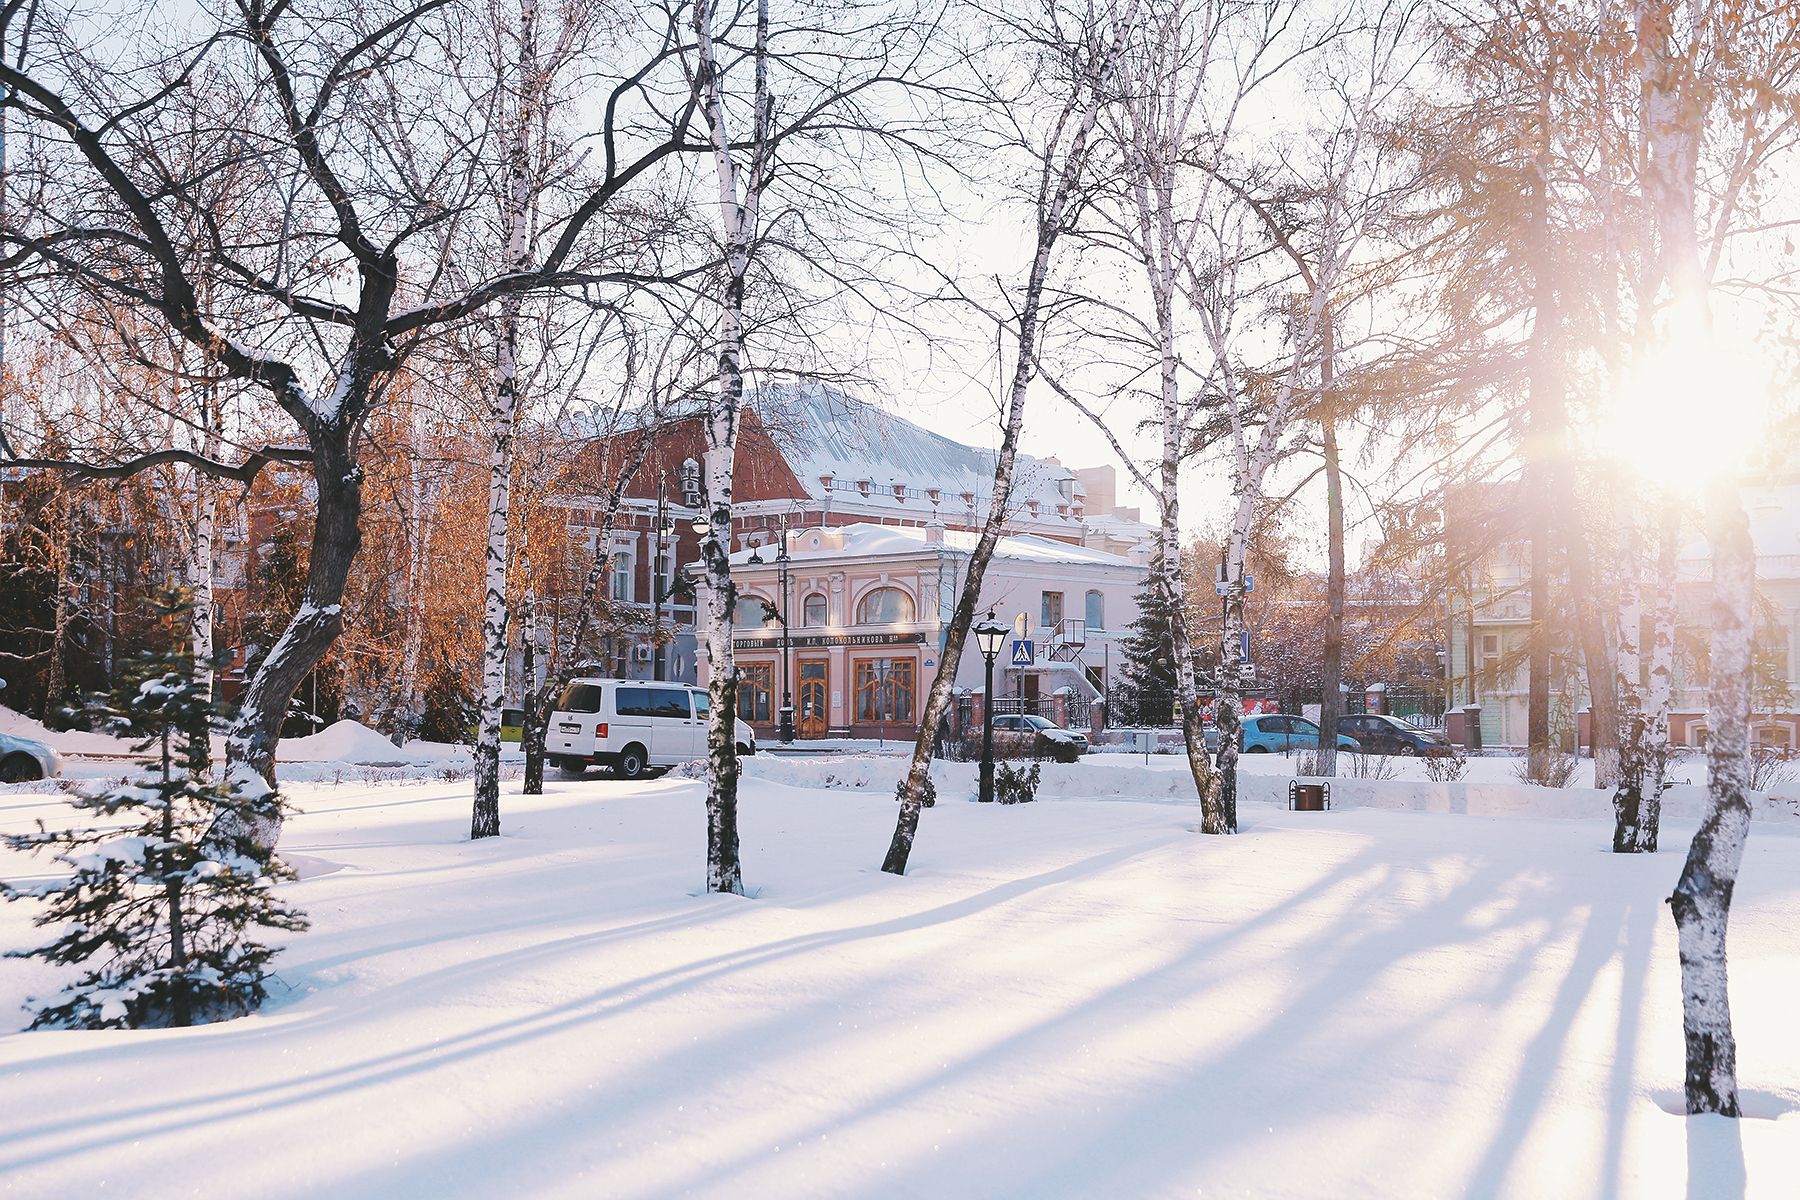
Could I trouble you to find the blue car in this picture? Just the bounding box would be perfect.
[1204,714,1361,755]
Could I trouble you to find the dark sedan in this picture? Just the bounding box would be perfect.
[1336,713,1451,756]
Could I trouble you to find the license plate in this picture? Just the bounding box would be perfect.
[559,723,580,734]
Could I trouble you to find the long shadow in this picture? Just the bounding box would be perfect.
[302,830,1422,1198]
[1686,1113,1746,1200]
[1599,895,1659,1200]
[1462,900,1625,1198]
[0,836,1178,1171]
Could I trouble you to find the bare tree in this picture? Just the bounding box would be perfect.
[884,0,1137,875]
[0,0,706,846]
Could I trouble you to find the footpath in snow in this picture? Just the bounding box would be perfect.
[1,755,1797,1198]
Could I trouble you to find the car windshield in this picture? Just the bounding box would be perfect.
[1022,716,1056,730]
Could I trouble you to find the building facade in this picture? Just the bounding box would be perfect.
[708,522,1148,740]
[1445,480,1800,751]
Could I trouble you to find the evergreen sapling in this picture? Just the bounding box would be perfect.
[1,593,308,1029]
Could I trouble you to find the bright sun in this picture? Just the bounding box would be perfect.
[1598,323,1778,490]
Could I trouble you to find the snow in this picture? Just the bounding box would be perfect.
[752,383,1086,535]
[278,720,415,764]
[3,759,1799,1197]
[732,521,1142,569]
[0,705,135,758]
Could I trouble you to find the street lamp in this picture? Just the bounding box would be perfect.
[974,610,1007,805]
[776,526,794,743]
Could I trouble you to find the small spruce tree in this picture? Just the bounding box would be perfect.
[1,590,308,1029]
[1112,554,1180,726]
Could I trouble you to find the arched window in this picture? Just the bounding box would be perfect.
[855,586,915,625]
[1085,589,1105,630]
[734,595,774,627]
[803,593,828,627]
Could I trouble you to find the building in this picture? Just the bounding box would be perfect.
[716,521,1148,740]
[1444,479,1800,751]
[567,385,1158,701]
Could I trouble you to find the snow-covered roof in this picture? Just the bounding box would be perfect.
[750,383,1083,532]
[730,522,1144,570]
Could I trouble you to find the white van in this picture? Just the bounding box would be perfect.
[546,678,757,780]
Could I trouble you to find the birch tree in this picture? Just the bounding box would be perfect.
[884,0,1137,875]
[473,0,545,840]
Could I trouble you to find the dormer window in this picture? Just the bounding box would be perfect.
[1028,499,1040,517]
[858,479,872,497]
[893,482,906,501]
[926,487,941,503]
[820,473,834,491]
[961,491,975,507]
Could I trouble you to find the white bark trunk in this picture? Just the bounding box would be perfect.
[691,0,772,895]
[473,0,539,840]
[884,0,1139,873]
[1641,505,1679,850]
[1611,494,1647,851]
[1670,481,1754,1116]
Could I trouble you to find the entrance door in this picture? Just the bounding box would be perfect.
[798,661,828,737]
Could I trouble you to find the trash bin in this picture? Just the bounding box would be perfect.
[1288,780,1331,811]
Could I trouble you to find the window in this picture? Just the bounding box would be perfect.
[856,586,914,625]
[803,592,828,627]
[1041,591,1064,629]
[691,690,710,717]
[734,595,774,627]
[557,683,604,714]
[653,550,671,601]
[649,687,692,718]
[854,658,915,724]
[1289,717,1320,737]
[1085,589,1105,630]
[614,687,657,717]
[737,664,773,724]
[609,551,633,603]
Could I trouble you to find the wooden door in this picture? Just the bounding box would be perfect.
[798,660,828,737]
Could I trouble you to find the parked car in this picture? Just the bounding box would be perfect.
[464,707,527,744]
[545,679,756,780]
[0,730,63,782]
[1203,714,1360,755]
[1336,713,1451,756]
[990,714,1089,763]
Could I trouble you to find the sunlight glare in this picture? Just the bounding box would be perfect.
[1601,326,1775,492]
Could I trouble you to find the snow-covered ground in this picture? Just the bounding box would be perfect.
[3,755,1798,1198]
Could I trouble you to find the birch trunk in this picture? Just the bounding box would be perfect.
[1670,481,1755,1115]
[473,0,539,840]
[520,574,543,794]
[1611,496,1647,851]
[1640,504,1679,851]
[691,0,773,895]
[884,0,1136,874]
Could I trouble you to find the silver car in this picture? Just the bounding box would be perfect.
[0,731,64,782]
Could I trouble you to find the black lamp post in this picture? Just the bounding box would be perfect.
[775,525,795,743]
[974,611,1006,804]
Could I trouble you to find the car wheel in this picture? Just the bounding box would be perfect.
[0,753,43,783]
[614,745,648,780]
[1246,745,1269,754]
[1398,744,1418,756]
[553,757,588,780]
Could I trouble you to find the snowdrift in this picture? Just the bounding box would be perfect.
[742,753,1800,823]
[278,719,416,764]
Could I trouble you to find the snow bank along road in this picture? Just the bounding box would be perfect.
[1,765,1797,1198]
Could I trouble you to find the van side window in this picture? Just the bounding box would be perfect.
[650,687,691,719]
[691,691,710,716]
[559,683,604,714]
[615,687,658,718]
